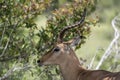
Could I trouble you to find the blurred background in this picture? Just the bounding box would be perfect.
[77,0,120,69]
[0,0,120,80]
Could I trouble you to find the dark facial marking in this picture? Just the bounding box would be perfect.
[53,47,60,52]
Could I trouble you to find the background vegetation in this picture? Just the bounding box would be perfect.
[0,0,120,80]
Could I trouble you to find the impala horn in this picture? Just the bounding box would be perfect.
[57,8,87,43]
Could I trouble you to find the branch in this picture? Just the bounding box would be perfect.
[0,55,21,62]
[0,64,35,80]
[114,15,120,61]
[96,14,120,70]
[0,52,29,62]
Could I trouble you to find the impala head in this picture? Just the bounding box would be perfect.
[37,8,86,66]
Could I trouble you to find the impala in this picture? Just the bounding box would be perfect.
[37,8,120,80]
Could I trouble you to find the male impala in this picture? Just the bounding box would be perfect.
[37,9,120,80]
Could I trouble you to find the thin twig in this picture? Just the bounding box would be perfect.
[88,52,97,69]
[0,21,21,58]
[0,26,6,46]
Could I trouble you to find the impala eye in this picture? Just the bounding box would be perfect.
[53,47,60,52]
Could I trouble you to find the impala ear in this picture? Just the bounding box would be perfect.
[66,36,86,48]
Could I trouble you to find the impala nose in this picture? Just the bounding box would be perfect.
[37,60,40,63]
[37,60,43,66]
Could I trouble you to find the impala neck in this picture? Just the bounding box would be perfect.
[59,52,85,80]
